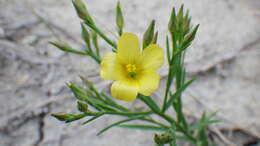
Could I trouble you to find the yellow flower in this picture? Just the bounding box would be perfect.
[100,33,164,102]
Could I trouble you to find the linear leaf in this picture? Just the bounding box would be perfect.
[189,120,220,131]
[97,115,144,136]
[165,78,195,110]
[105,111,152,117]
[118,124,168,131]
[82,114,104,125]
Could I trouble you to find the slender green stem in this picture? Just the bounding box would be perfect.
[85,21,117,49]
[162,68,172,112]
[101,93,129,112]
[162,36,174,112]
[88,52,101,64]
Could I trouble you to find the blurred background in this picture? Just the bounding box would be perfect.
[0,0,259,145]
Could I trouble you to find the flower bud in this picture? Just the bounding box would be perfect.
[184,24,199,43]
[50,41,72,52]
[81,23,92,51]
[116,1,124,36]
[67,82,87,101]
[143,20,155,49]
[183,10,191,35]
[154,132,174,145]
[51,113,74,122]
[77,101,88,112]
[72,0,94,24]
[168,7,177,35]
[177,4,184,23]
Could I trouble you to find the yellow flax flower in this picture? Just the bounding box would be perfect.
[100,33,164,102]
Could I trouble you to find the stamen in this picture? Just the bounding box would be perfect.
[126,64,137,78]
[126,64,137,73]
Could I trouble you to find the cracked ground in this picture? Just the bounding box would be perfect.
[0,0,260,145]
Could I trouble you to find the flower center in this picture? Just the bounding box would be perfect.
[126,64,137,78]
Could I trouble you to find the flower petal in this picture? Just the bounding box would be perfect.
[141,44,164,70]
[100,53,124,80]
[111,80,139,102]
[117,33,141,64]
[138,70,160,96]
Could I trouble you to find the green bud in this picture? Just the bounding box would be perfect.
[51,113,74,122]
[116,1,124,36]
[50,41,72,52]
[183,10,191,35]
[154,132,174,145]
[72,0,94,24]
[50,41,87,55]
[77,101,88,112]
[143,20,155,49]
[184,24,199,43]
[184,10,189,22]
[81,23,92,51]
[177,4,184,23]
[67,82,88,100]
[168,7,177,35]
[52,113,86,123]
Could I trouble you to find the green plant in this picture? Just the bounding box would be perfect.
[51,1,218,145]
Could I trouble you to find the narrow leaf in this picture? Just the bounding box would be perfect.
[189,120,220,131]
[82,114,104,125]
[165,78,196,110]
[97,115,144,135]
[118,124,167,131]
[105,111,152,117]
